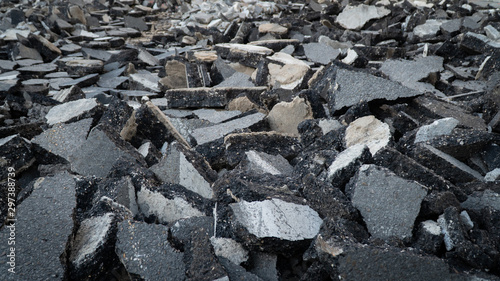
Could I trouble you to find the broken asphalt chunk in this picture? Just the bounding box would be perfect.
[312,64,421,114]
[116,220,185,281]
[166,87,267,108]
[347,164,427,240]
[150,143,217,199]
[0,172,76,280]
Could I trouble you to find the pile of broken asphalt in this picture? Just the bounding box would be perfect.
[1,0,500,280]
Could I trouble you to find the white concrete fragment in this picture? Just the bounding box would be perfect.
[422,220,441,236]
[341,49,359,65]
[335,4,391,30]
[327,144,367,179]
[460,211,474,230]
[267,52,310,90]
[210,237,249,265]
[414,20,448,38]
[485,168,500,182]
[345,115,391,155]
[267,96,313,136]
[137,188,204,223]
[138,142,152,157]
[318,119,342,135]
[484,25,500,40]
[70,213,114,265]
[230,198,322,241]
[438,214,454,251]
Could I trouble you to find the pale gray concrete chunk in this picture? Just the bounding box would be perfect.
[484,168,500,182]
[414,20,448,38]
[210,237,249,265]
[245,150,293,175]
[0,28,30,41]
[267,52,310,90]
[192,112,265,145]
[484,25,500,41]
[70,213,114,267]
[215,43,273,56]
[138,48,160,66]
[335,4,391,30]
[303,43,340,65]
[318,119,342,135]
[345,115,390,155]
[137,188,204,223]
[32,118,93,161]
[0,71,19,81]
[327,144,368,180]
[0,172,76,280]
[116,221,185,281]
[45,98,98,126]
[267,97,313,136]
[230,198,323,241]
[349,165,427,240]
[258,23,288,35]
[414,117,459,143]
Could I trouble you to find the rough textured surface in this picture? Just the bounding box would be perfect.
[44,98,98,126]
[150,143,215,199]
[335,4,391,30]
[1,0,500,279]
[32,118,93,161]
[337,246,452,281]
[347,165,427,240]
[137,187,204,223]
[328,67,421,112]
[116,220,185,281]
[267,97,313,136]
[70,127,140,178]
[245,150,294,175]
[345,115,391,155]
[191,112,265,145]
[414,117,459,143]
[230,198,323,241]
[0,172,76,280]
[380,56,444,95]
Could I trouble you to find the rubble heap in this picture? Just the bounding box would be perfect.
[1,0,500,280]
